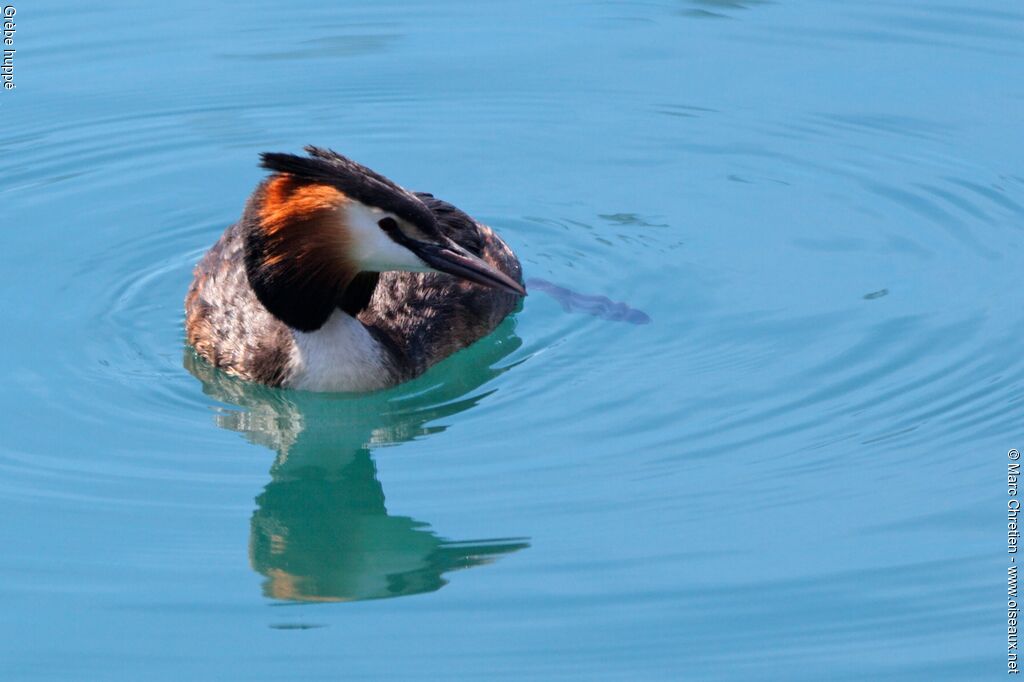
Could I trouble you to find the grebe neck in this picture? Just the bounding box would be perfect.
[289,310,395,392]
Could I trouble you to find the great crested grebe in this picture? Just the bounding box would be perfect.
[185,146,525,392]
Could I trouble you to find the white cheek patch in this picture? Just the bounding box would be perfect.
[342,201,433,273]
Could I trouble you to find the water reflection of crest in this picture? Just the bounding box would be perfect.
[185,318,529,602]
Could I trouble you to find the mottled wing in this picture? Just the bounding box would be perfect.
[185,223,296,386]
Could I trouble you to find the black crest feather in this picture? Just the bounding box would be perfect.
[259,146,439,238]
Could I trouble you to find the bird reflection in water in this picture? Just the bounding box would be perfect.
[185,319,529,602]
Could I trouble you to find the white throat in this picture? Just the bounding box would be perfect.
[288,310,393,392]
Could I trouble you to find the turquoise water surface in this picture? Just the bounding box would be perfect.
[2,1,1021,679]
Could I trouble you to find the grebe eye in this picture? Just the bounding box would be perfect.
[378,217,400,234]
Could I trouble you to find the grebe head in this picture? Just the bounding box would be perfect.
[242,146,524,331]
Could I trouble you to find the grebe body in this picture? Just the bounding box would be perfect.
[185,147,525,392]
